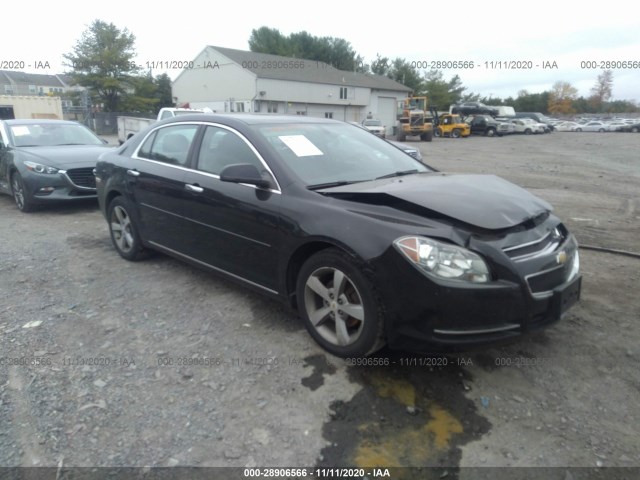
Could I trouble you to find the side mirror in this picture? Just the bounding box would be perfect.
[220,163,272,189]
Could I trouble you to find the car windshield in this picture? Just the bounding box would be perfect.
[363,119,382,126]
[9,123,103,147]
[253,122,432,186]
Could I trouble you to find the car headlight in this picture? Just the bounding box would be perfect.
[24,160,59,174]
[394,236,490,283]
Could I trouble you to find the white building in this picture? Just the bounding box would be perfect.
[172,46,411,135]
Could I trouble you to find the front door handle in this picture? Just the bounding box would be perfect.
[185,183,204,193]
[126,169,140,177]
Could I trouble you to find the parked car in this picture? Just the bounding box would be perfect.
[575,121,608,132]
[554,121,581,132]
[466,115,513,136]
[361,118,386,138]
[387,139,422,161]
[95,114,581,357]
[514,113,555,132]
[509,118,545,134]
[451,102,499,116]
[625,122,640,133]
[606,121,629,132]
[0,119,113,212]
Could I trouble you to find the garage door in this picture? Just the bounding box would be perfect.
[378,97,396,136]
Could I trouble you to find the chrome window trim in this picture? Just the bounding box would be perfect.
[131,121,282,194]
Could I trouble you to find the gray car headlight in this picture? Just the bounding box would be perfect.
[24,160,59,174]
[394,236,490,283]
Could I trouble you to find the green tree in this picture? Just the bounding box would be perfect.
[370,54,391,76]
[248,26,365,72]
[514,90,550,113]
[155,73,174,110]
[120,74,158,113]
[63,20,140,112]
[422,70,467,109]
[388,59,423,93]
[248,26,289,55]
[548,81,578,115]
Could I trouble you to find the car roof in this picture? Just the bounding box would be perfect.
[2,119,80,126]
[159,113,341,127]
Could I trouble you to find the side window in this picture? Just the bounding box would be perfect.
[197,126,264,175]
[137,124,198,166]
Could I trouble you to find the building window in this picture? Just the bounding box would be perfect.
[325,112,333,119]
[236,102,244,112]
[29,85,37,94]
[339,87,347,99]
[268,102,278,113]
[296,111,307,116]
[4,85,14,94]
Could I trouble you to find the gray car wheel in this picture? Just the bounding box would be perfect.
[108,196,149,261]
[11,172,34,212]
[296,249,385,357]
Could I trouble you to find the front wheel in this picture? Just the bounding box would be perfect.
[108,196,149,261]
[434,128,443,138]
[485,128,496,137]
[422,131,433,142]
[11,172,35,212]
[296,249,385,357]
[576,128,582,132]
[524,129,532,135]
[451,128,461,138]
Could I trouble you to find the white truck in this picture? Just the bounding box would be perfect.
[117,107,211,144]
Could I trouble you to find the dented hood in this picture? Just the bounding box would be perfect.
[319,173,552,230]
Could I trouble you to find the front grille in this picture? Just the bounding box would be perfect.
[526,266,567,293]
[503,227,566,261]
[66,167,96,189]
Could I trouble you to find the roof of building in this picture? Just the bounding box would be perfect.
[0,70,65,87]
[210,46,412,92]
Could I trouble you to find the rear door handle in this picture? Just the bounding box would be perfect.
[127,169,140,177]
[185,184,204,193]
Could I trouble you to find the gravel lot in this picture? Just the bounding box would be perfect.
[1,131,639,478]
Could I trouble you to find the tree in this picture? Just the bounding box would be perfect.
[548,81,578,115]
[422,70,468,109]
[370,54,391,76]
[248,27,289,56]
[155,73,174,110]
[388,59,423,93]
[590,70,613,110]
[64,20,140,112]
[248,26,364,72]
[120,74,158,113]
[514,90,550,113]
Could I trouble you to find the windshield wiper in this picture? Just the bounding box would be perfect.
[307,180,366,191]
[375,169,420,180]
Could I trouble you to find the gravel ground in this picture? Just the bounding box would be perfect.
[0,131,639,478]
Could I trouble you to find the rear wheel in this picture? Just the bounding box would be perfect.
[422,131,433,142]
[598,128,605,132]
[296,249,385,357]
[631,126,639,133]
[108,196,149,261]
[485,128,496,137]
[11,172,35,212]
[451,128,461,138]
[576,128,582,132]
[434,128,443,137]
[396,130,406,142]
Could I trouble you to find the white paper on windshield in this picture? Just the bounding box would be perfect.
[279,135,323,157]
[12,126,30,136]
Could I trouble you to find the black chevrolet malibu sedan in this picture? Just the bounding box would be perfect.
[94,114,581,357]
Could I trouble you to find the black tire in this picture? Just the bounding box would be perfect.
[107,196,149,261]
[396,130,406,142]
[485,128,496,137]
[598,128,605,132]
[451,128,461,138]
[524,128,532,135]
[11,171,35,212]
[296,248,385,358]
[576,128,582,132]
[631,127,639,133]
[434,128,442,138]
[423,131,433,142]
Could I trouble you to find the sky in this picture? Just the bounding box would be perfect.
[3,0,640,102]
